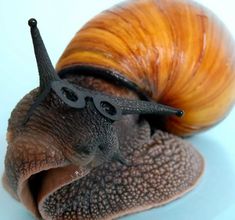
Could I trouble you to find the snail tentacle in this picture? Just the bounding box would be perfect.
[28,18,60,91]
[112,98,184,117]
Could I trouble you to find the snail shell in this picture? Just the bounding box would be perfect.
[56,0,235,136]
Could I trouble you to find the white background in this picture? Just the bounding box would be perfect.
[0,1,235,219]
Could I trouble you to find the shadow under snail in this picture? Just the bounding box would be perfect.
[2,0,235,219]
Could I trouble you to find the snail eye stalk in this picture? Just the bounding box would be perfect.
[28,18,60,91]
[113,98,184,118]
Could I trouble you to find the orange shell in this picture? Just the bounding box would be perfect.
[56,0,235,136]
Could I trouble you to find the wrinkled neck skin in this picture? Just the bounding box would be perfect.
[63,73,142,164]
[7,74,141,171]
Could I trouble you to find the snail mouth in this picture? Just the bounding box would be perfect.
[26,155,108,207]
[28,170,45,206]
[24,151,113,213]
[19,163,91,217]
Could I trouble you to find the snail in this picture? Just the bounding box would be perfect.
[2,0,235,219]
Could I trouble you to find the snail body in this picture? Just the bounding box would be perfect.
[2,0,235,220]
[57,0,235,136]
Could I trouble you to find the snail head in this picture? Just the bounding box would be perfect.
[11,18,183,169]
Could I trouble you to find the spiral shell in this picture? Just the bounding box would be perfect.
[56,0,235,136]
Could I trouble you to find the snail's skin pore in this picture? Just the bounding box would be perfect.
[3,76,204,219]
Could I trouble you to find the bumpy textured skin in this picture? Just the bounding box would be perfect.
[4,117,203,220]
[57,0,235,136]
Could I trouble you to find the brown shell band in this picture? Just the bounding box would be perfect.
[57,65,149,101]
